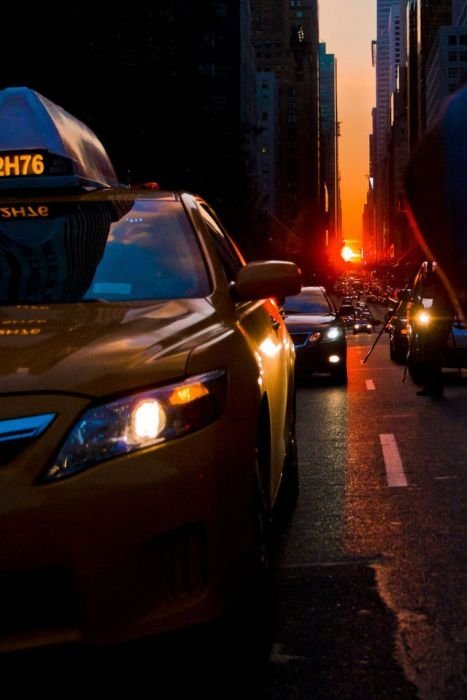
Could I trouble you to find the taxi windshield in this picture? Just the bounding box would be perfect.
[0,196,210,304]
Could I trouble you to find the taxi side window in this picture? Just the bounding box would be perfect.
[199,205,243,284]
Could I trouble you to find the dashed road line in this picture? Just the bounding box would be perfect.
[365,379,376,390]
[379,433,408,487]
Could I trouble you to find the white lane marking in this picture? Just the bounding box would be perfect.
[366,379,376,391]
[379,433,408,487]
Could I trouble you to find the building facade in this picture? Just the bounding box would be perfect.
[251,0,321,278]
[426,25,467,127]
[319,43,340,252]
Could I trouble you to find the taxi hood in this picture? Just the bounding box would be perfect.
[0,299,222,397]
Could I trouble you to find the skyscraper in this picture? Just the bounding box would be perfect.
[376,0,400,162]
[319,43,340,248]
[453,0,467,23]
[251,0,320,278]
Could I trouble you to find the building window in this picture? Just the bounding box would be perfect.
[461,52,467,62]
[449,67,458,77]
[449,52,458,62]
[449,35,457,45]
[460,35,467,45]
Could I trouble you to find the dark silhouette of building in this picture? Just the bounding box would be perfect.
[0,1,266,256]
[251,0,321,280]
[319,43,341,256]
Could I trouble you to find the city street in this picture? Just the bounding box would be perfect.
[7,328,467,699]
[260,330,467,699]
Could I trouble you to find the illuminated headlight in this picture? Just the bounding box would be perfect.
[354,324,360,329]
[307,332,321,344]
[325,327,342,340]
[416,310,431,326]
[366,324,372,330]
[41,369,226,482]
[328,355,341,364]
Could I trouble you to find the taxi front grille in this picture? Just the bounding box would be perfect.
[143,523,208,602]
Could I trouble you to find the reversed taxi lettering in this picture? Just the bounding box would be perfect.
[0,205,49,219]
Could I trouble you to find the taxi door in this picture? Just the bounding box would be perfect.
[196,204,293,506]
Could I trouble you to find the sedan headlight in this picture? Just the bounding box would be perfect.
[325,326,342,340]
[42,369,226,483]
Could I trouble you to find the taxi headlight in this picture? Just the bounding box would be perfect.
[41,369,226,482]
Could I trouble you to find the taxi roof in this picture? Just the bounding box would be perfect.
[0,87,121,191]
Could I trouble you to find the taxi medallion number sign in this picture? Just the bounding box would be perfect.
[0,152,45,178]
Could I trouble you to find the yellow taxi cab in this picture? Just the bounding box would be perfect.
[0,87,301,652]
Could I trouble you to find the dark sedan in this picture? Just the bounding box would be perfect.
[284,286,347,384]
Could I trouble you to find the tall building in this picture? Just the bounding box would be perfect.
[251,0,320,278]
[376,0,400,162]
[453,0,467,24]
[389,5,402,95]
[375,0,400,259]
[319,43,340,251]
[257,72,279,215]
[426,26,467,127]
[0,1,264,253]
[406,0,452,144]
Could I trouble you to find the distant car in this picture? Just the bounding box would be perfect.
[352,315,373,334]
[337,303,356,328]
[284,286,347,383]
[0,87,302,652]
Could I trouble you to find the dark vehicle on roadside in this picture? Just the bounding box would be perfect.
[386,298,410,363]
[405,261,467,383]
[284,286,347,384]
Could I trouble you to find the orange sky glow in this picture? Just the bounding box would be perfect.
[319,0,376,247]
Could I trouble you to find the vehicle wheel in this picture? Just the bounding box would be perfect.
[239,447,274,657]
[331,363,348,385]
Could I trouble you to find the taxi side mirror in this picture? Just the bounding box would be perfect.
[234,261,302,301]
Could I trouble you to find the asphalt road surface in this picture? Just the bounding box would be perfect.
[4,327,467,700]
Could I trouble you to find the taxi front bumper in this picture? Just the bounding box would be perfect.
[0,395,257,652]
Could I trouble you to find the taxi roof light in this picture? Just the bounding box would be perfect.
[0,87,122,192]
